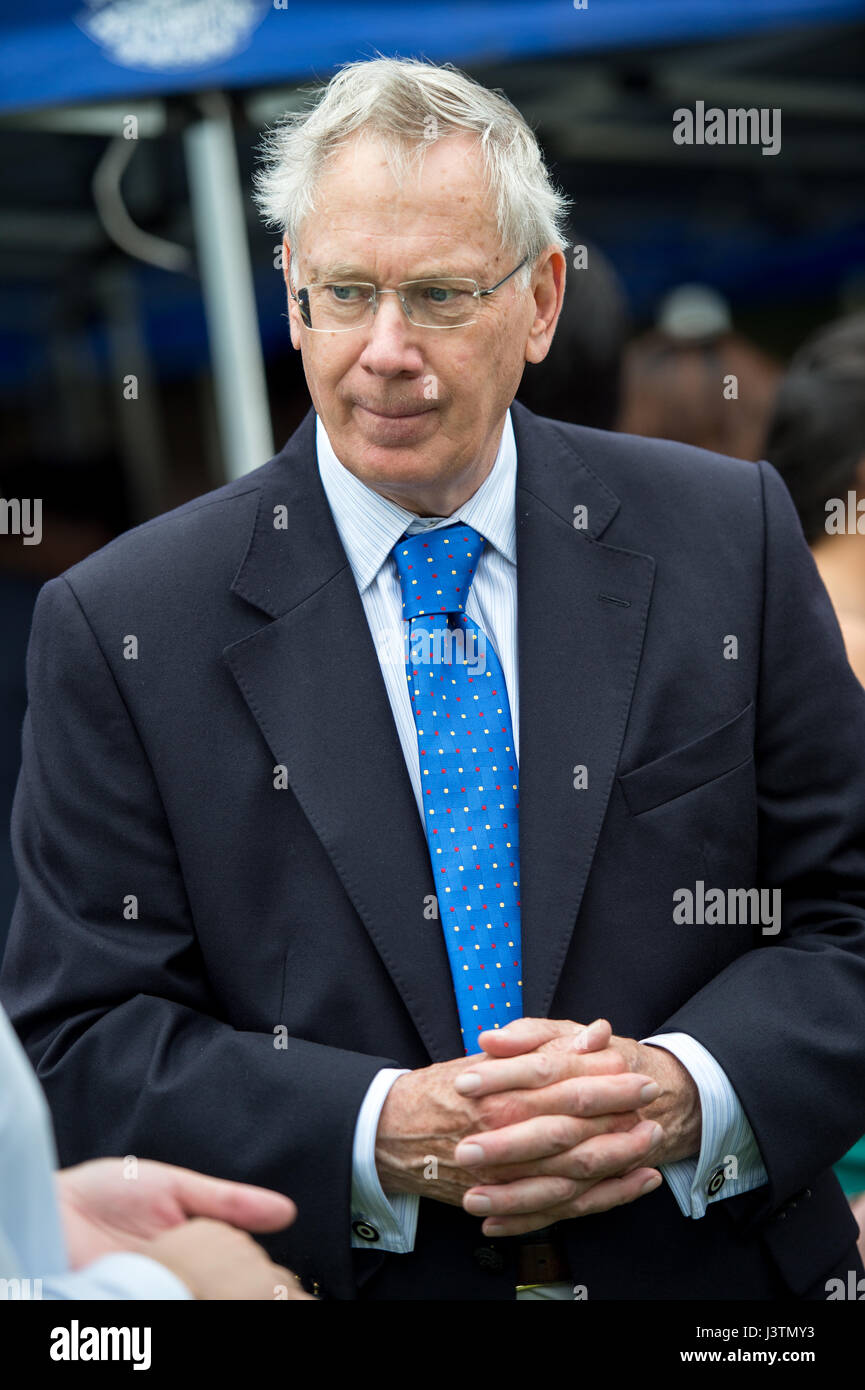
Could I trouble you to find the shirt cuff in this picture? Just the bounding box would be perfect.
[642,1032,769,1219]
[40,1252,194,1300]
[351,1068,419,1253]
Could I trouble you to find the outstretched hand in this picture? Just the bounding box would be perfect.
[56,1158,298,1269]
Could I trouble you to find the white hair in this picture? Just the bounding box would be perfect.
[253,55,571,285]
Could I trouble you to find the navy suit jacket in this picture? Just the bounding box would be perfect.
[4,402,865,1299]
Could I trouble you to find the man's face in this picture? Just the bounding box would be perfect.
[282,132,564,515]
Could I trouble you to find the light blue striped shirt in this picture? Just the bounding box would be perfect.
[315,409,767,1252]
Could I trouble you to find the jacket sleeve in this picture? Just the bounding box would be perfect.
[0,574,399,1300]
[656,458,865,1226]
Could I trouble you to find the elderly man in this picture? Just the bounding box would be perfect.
[3,57,865,1302]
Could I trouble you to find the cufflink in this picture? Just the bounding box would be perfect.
[706,1165,726,1197]
[352,1220,380,1242]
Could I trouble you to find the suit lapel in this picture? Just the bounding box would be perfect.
[223,410,462,1061]
[511,403,655,1016]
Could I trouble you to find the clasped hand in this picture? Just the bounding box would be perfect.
[375,1017,701,1237]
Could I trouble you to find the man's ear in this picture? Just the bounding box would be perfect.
[283,237,302,351]
[525,246,566,366]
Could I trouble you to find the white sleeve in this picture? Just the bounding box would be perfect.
[643,1032,769,1218]
[350,1068,419,1253]
[40,1252,193,1300]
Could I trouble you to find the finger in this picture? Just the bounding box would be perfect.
[477,1017,579,1057]
[464,1172,581,1219]
[456,1049,655,1100]
[458,1070,658,1142]
[477,1120,664,1184]
[456,1044,629,1101]
[469,1106,643,1168]
[167,1168,299,1232]
[480,1168,663,1237]
[457,1114,662,1173]
[474,1079,645,1131]
[477,1017,613,1059]
[536,1072,660,1118]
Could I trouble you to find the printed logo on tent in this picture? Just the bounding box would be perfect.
[76,0,270,72]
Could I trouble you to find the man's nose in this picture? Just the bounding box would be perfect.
[358,291,424,373]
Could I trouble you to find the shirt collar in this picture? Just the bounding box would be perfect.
[316,409,517,594]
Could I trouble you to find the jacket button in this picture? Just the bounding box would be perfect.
[707,1166,726,1197]
[352,1220,380,1242]
[473,1245,504,1273]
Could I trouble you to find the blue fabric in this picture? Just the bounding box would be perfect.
[394,523,522,1054]
[3,2,860,116]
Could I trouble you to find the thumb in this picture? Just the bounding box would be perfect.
[477,1016,579,1056]
[572,1018,613,1054]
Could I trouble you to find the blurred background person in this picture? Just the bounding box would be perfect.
[763,310,865,1258]
[516,233,628,429]
[764,312,865,682]
[616,283,782,459]
[0,452,131,956]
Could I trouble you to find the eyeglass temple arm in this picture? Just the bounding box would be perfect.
[477,255,529,298]
[290,285,312,327]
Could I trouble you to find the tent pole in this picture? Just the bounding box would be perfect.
[183,90,273,481]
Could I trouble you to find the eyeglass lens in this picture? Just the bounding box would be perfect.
[304,279,478,329]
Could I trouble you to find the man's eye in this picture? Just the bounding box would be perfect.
[328,284,364,302]
[423,285,463,303]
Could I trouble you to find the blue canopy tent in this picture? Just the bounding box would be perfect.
[2,1,864,113]
[0,0,862,477]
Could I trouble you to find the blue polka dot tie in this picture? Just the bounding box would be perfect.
[393,523,523,1055]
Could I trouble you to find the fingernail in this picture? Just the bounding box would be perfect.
[484,1221,505,1235]
[455,1142,486,1165]
[648,1123,664,1147]
[572,1029,589,1050]
[464,1193,492,1214]
[639,1082,661,1102]
[455,1072,482,1094]
[641,1174,662,1195]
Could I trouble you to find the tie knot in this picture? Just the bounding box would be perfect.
[393,523,485,620]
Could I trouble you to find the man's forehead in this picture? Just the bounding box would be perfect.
[295,222,509,283]
[293,134,507,279]
[311,131,495,222]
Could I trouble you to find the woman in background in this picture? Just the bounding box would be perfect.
[764,312,865,1248]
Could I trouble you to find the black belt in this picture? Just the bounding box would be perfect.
[515,1224,569,1287]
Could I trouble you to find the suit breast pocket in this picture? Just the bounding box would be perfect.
[618,702,755,816]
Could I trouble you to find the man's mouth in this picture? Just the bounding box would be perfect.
[355,403,436,419]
